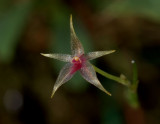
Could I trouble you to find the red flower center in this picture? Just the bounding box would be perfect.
[70,56,82,74]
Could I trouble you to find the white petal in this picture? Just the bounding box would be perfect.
[41,53,72,62]
[80,61,111,96]
[70,15,84,56]
[86,50,115,60]
[51,63,75,98]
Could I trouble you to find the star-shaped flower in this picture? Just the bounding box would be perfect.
[41,15,115,98]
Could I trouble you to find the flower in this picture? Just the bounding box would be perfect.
[41,15,115,98]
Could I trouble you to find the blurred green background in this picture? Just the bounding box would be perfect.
[0,0,160,124]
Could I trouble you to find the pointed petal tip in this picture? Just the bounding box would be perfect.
[70,14,72,20]
[51,91,55,99]
[51,95,53,99]
[40,53,45,56]
[40,53,50,58]
[104,90,112,96]
[111,50,116,53]
[70,14,73,26]
[108,93,112,96]
[102,87,112,96]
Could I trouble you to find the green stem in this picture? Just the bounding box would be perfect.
[126,60,139,108]
[131,60,139,91]
[93,60,139,108]
[92,65,131,87]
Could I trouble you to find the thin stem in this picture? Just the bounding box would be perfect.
[131,60,139,91]
[125,60,139,108]
[92,61,139,108]
[92,65,131,87]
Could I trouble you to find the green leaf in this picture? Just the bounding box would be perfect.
[0,1,33,62]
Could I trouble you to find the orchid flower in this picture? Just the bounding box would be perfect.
[41,15,115,98]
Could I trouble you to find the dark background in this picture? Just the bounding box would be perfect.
[0,0,160,124]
